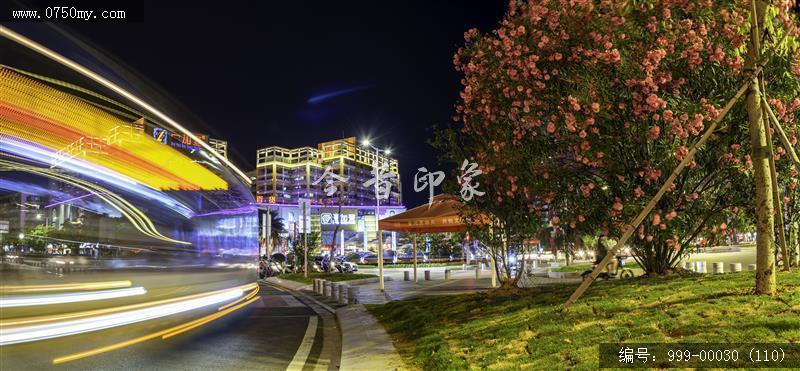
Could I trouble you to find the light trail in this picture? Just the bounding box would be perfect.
[51,296,260,364]
[0,25,252,185]
[218,284,260,310]
[0,287,146,308]
[0,280,132,294]
[162,296,259,339]
[0,282,258,327]
[0,288,242,345]
[0,157,193,245]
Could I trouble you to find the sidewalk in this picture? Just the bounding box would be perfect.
[337,305,405,370]
[352,267,580,304]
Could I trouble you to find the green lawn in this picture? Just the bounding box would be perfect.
[550,263,593,273]
[277,272,376,285]
[367,271,800,370]
[551,261,643,273]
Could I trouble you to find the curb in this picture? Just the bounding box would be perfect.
[264,277,311,291]
[265,277,406,370]
[336,304,405,371]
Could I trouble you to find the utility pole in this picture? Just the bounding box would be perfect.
[746,0,776,294]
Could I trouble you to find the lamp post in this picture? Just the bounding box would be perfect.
[362,139,390,292]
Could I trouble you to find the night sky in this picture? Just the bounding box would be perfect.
[8,1,507,207]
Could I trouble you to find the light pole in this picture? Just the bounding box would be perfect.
[362,139,390,292]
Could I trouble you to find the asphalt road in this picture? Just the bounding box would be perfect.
[0,280,339,371]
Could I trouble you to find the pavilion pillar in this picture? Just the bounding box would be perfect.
[413,233,418,283]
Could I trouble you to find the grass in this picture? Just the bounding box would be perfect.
[277,272,376,285]
[367,270,800,370]
[551,263,593,273]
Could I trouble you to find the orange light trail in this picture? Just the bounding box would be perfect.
[0,67,227,191]
[51,296,260,364]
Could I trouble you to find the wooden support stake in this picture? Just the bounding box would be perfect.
[762,99,791,272]
[562,80,752,309]
[762,97,800,166]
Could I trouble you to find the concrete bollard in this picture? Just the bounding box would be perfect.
[730,263,742,272]
[347,286,360,304]
[424,270,431,281]
[475,265,481,279]
[338,284,348,304]
[330,283,340,299]
[323,281,332,297]
[712,262,724,274]
[444,269,451,280]
[695,261,707,273]
[747,264,757,272]
[404,271,410,281]
[313,279,320,293]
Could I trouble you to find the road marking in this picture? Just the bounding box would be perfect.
[286,315,318,371]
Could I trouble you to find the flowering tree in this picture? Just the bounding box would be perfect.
[440,0,800,276]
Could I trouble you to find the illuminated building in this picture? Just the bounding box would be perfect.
[255,137,405,254]
[208,138,229,159]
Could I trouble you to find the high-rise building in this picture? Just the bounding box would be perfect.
[208,138,228,159]
[255,137,402,206]
[254,137,405,254]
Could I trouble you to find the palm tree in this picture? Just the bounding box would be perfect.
[268,210,286,251]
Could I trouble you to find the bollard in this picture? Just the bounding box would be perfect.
[747,264,757,272]
[323,281,332,297]
[347,286,360,304]
[475,265,481,279]
[424,270,431,281]
[730,263,742,272]
[695,261,707,273]
[338,284,348,304]
[404,271,410,281]
[712,262,724,274]
[330,283,340,299]
[312,278,319,293]
[444,269,451,280]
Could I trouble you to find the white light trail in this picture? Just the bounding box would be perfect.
[0,288,243,345]
[0,287,147,308]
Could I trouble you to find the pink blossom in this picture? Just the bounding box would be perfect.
[649,126,661,140]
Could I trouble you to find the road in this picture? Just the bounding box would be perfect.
[0,279,340,370]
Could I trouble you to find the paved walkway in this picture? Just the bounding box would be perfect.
[337,305,405,370]
[353,266,580,304]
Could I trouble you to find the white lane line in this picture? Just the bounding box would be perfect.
[286,315,318,371]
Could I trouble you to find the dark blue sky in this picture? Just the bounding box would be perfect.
[27,0,507,206]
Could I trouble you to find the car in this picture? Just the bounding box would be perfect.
[335,257,358,272]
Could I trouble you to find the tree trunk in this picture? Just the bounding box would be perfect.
[745,0,776,294]
[791,221,800,267]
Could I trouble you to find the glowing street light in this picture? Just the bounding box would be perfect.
[361,139,392,292]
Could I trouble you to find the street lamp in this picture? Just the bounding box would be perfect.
[362,139,390,292]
